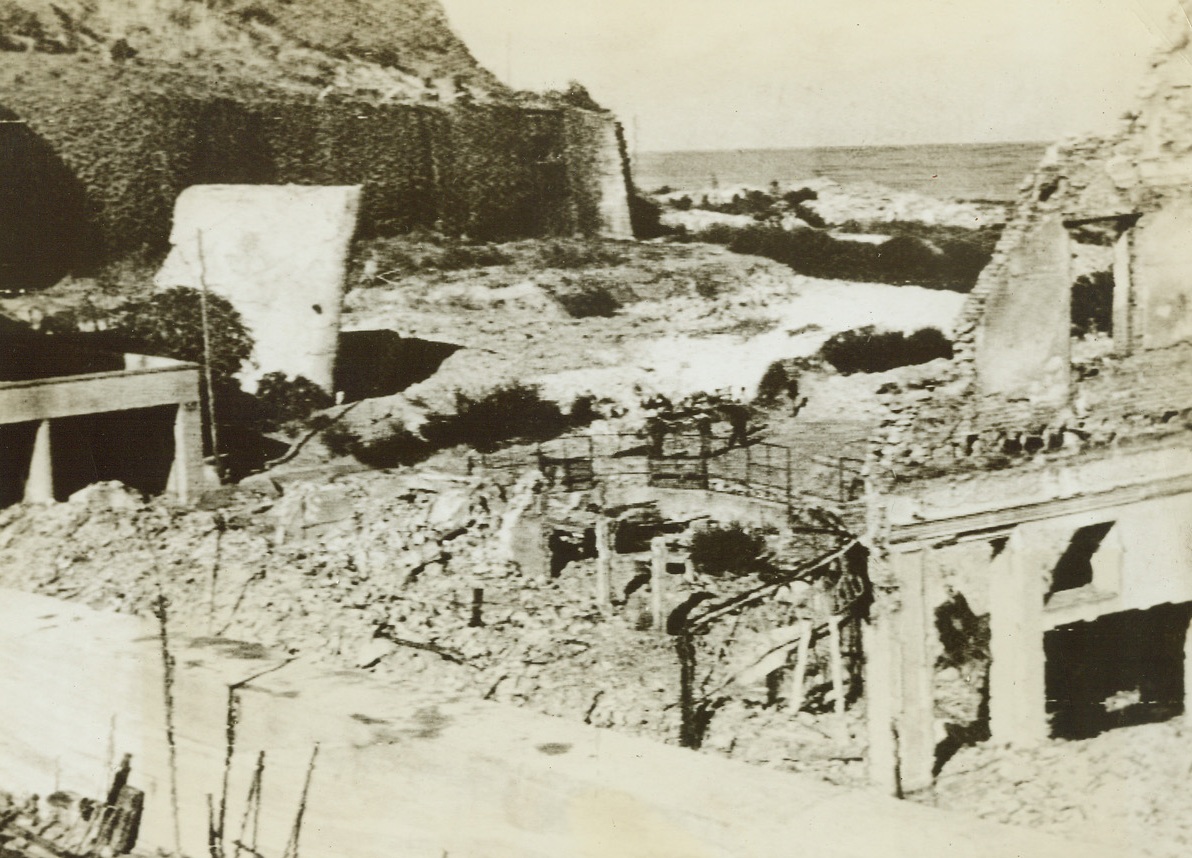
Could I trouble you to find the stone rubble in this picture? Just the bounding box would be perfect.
[0,469,864,784]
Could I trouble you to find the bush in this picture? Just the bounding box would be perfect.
[434,243,512,270]
[630,191,672,240]
[792,202,827,229]
[568,394,602,426]
[105,287,262,471]
[755,360,792,405]
[692,271,723,300]
[820,326,953,375]
[554,282,622,318]
[255,372,334,431]
[688,522,770,578]
[422,383,578,453]
[323,421,429,468]
[696,223,999,292]
[691,222,741,246]
[783,187,818,207]
[537,240,625,269]
[108,287,252,383]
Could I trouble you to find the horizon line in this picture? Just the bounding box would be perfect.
[634,139,1052,156]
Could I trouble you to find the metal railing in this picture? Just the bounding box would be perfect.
[475,428,868,511]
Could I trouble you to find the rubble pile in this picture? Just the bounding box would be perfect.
[0,470,859,780]
[0,780,143,858]
[932,718,1192,856]
[869,337,1192,484]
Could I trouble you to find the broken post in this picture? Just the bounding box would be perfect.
[827,614,848,745]
[827,615,846,718]
[1185,619,1192,730]
[676,631,699,748]
[650,536,667,632]
[23,418,53,503]
[785,620,813,712]
[594,515,612,609]
[863,550,935,796]
[863,599,901,796]
[195,231,224,483]
[469,588,484,627]
[894,549,935,794]
[169,401,205,505]
[988,532,1049,746]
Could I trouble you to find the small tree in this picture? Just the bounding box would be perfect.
[109,287,252,385]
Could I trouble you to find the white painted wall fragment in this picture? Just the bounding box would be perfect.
[156,184,362,392]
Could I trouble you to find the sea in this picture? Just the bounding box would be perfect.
[633,141,1048,203]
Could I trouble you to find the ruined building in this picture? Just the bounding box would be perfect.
[863,6,1192,795]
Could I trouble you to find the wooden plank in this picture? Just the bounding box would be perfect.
[650,536,666,632]
[0,367,200,424]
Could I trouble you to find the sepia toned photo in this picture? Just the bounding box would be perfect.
[0,1,1189,855]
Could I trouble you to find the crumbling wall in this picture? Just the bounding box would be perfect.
[1132,199,1192,349]
[870,2,1192,486]
[563,108,635,240]
[974,216,1071,404]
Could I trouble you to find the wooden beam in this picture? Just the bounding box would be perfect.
[785,620,813,713]
[594,515,612,610]
[650,536,666,632]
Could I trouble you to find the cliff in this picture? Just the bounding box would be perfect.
[0,0,633,290]
[0,0,504,102]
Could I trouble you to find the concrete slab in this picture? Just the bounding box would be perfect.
[156,184,361,393]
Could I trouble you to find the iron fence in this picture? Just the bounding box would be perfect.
[475,427,868,511]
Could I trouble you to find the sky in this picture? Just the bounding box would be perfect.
[439,0,1182,152]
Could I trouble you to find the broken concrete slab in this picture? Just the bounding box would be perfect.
[156,184,362,393]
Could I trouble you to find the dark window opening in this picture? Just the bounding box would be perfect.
[548,528,596,577]
[1045,603,1192,740]
[1071,271,1114,338]
[1048,522,1114,598]
[1063,215,1136,349]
